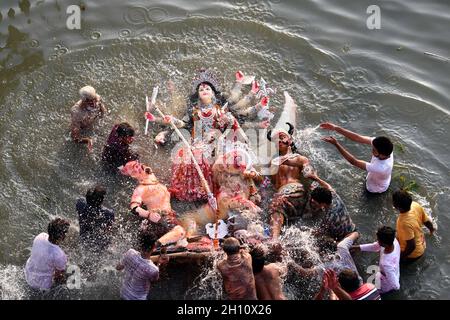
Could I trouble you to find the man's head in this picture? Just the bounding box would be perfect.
[376,226,396,248]
[338,268,361,293]
[86,184,106,208]
[79,86,97,102]
[372,136,393,159]
[392,189,412,213]
[117,122,135,144]
[267,123,295,154]
[48,218,70,244]
[275,131,292,154]
[138,229,158,253]
[250,245,266,274]
[310,187,333,210]
[316,235,337,259]
[222,237,240,256]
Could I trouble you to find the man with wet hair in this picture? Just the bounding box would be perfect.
[116,229,169,300]
[320,122,394,193]
[307,170,356,241]
[25,218,70,290]
[102,122,139,172]
[393,190,434,262]
[70,86,107,152]
[338,268,381,300]
[217,237,257,300]
[250,245,287,300]
[290,232,360,281]
[352,226,400,293]
[76,184,114,252]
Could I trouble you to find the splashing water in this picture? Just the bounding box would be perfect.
[0,265,28,300]
[294,125,328,165]
[185,250,225,300]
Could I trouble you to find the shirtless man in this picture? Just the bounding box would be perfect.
[119,160,186,247]
[217,237,257,300]
[250,245,287,300]
[267,123,312,239]
[70,86,107,152]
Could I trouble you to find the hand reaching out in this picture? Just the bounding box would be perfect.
[320,122,337,131]
[321,136,338,145]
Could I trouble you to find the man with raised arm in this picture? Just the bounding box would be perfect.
[70,86,107,152]
[266,123,312,239]
[320,122,394,193]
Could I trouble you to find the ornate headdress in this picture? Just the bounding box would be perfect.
[267,122,295,141]
[191,68,221,94]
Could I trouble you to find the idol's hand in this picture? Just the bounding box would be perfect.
[259,119,270,129]
[251,80,260,94]
[235,70,244,83]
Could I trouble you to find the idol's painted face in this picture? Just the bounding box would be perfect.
[198,83,214,103]
[120,160,153,179]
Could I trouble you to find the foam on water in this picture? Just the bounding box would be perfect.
[0,265,28,300]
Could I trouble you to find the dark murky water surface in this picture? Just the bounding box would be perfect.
[1,0,449,299]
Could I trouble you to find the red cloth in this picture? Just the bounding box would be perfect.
[169,158,214,202]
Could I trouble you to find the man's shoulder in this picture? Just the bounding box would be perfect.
[49,242,66,257]
[123,248,138,260]
[101,206,115,218]
[217,259,227,271]
[76,197,87,207]
[411,201,424,211]
[71,101,83,113]
[397,214,415,229]
[35,232,49,242]
[266,263,282,275]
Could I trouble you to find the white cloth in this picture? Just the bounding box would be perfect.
[365,139,393,193]
[360,239,400,293]
[24,233,67,290]
[317,236,361,282]
[120,249,159,300]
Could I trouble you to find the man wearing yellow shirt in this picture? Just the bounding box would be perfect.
[393,190,435,262]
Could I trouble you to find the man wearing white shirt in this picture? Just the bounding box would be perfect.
[352,226,400,294]
[24,218,70,290]
[320,122,394,193]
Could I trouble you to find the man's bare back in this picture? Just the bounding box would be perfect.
[254,263,287,300]
[217,249,257,300]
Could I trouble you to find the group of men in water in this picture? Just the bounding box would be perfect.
[23,69,436,300]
